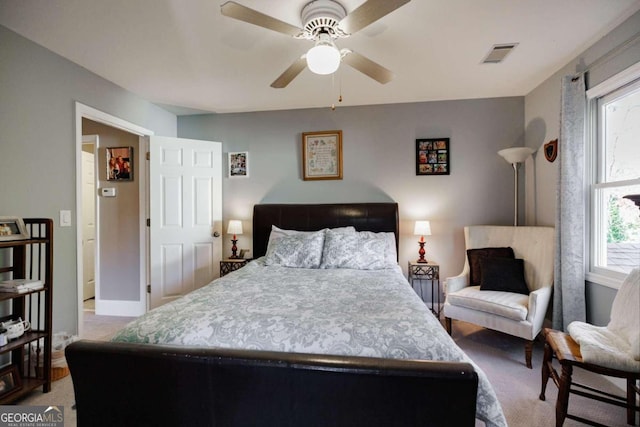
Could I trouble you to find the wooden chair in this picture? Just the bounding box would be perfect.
[540,328,640,426]
[540,268,640,426]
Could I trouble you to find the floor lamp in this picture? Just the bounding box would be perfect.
[498,147,534,226]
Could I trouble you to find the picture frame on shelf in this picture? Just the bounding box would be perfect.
[0,217,29,241]
[416,138,450,176]
[302,130,343,180]
[106,146,133,181]
[228,152,249,178]
[0,365,22,399]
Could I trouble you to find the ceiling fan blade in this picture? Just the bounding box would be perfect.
[338,0,411,35]
[221,1,303,37]
[342,51,394,84]
[271,56,307,88]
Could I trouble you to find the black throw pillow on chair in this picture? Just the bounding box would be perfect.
[466,247,515,286]
[479,257,530,295]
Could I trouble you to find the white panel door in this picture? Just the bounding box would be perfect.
[149,136,223,309]
[81,150,96,301]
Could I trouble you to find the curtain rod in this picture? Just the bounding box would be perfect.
[576,30,640,77]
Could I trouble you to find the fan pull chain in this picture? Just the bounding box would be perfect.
[331,73,336,110]
[330,70,343,111]
[338,68,343,104]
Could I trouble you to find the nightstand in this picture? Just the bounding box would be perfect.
[407,261,441,317]
[220,259,248,277]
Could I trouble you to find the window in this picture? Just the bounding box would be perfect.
[588,67,640,286]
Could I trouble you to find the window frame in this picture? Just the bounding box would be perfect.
[585,62,640,289]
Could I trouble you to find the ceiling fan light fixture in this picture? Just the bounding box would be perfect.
[306,34,341,75]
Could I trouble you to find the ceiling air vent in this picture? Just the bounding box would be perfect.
[482,43,518,64]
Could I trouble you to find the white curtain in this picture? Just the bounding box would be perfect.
[553,74,587,331]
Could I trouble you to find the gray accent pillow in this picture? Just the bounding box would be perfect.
[264,230,325,268]
[266,225,355,251]
[320,229,396,270]
[354,231,397,265]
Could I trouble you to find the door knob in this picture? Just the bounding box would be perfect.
[212,231,220,238]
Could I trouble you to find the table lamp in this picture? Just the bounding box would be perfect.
[227,220,243,259]
[414,221,432,263]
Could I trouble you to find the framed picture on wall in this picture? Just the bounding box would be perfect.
[302,130,343,180]
[416,138,450,175]
[228,152,249,178]
[106,147,133,181]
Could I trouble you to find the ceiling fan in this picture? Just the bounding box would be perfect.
[220,0,411,88]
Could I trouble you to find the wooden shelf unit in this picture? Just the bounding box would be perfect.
[0,218,53,403]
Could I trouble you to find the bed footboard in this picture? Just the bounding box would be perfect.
[67,340,478,427]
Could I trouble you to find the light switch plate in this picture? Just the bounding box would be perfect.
[60,210,72,227]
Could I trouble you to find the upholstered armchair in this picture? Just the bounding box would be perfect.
[443,225,555,368]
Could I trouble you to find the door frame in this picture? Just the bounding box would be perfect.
[74,102,154,335]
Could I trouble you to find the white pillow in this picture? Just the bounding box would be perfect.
[264,230,325,268]
[320,229,397,270]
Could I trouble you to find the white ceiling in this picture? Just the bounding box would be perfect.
[1,0,639,114]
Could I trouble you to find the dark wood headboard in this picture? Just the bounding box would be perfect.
[252,203,399,259]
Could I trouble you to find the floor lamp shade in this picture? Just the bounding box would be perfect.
[498,147,534,226]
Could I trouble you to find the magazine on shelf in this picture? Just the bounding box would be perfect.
[0,279,44,293]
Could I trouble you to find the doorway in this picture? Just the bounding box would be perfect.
[81,136,97,307]
[75,102,153,337]
[75,102,223,337]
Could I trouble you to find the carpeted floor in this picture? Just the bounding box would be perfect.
[13,315,635,426]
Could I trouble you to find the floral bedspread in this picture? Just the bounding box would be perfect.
[112,259,506,427]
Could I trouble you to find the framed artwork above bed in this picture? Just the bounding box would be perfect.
[416,138,450,176]
[302,130,343,180]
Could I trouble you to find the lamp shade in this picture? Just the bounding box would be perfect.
[227,220,243,235]
[306,34,341,75]
[414,221,432,236]
[497,147,534,164]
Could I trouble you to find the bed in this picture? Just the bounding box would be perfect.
[66,203,506,427]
